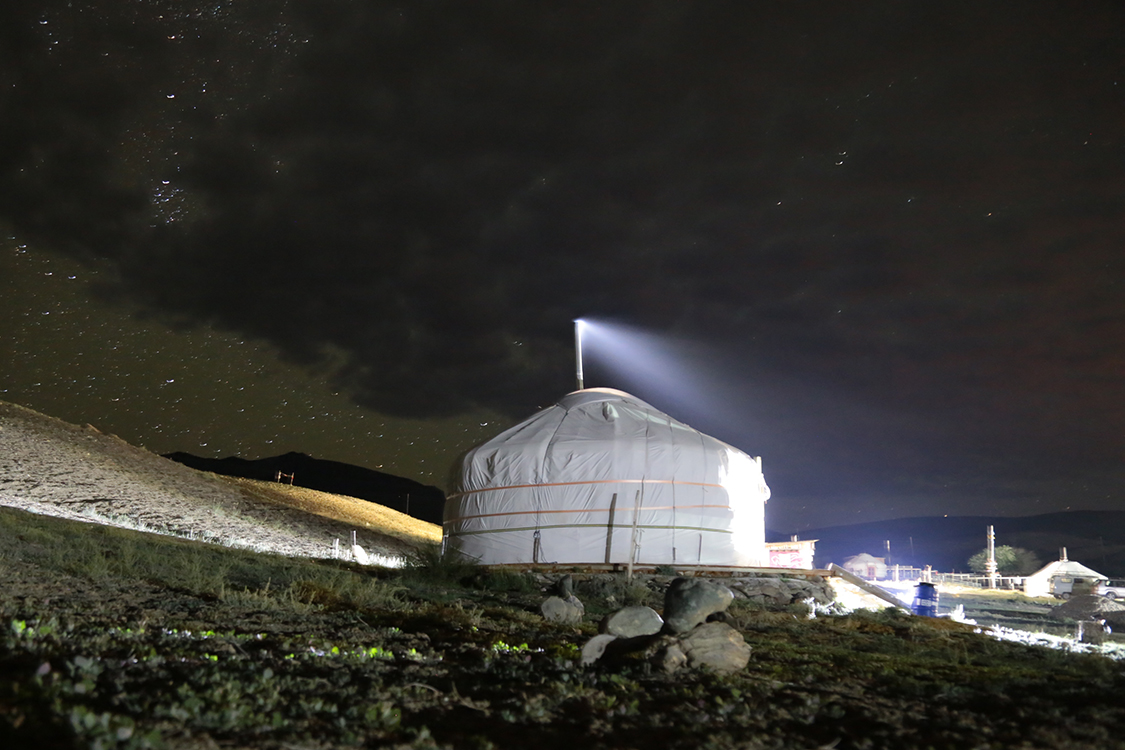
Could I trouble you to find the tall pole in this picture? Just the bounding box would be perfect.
[986,525,998,589]
[574,319,584,390]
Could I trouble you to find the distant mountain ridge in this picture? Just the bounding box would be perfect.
[164,452,446,524]
[773,510,1125,576]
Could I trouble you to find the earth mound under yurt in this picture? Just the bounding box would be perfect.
[444,388,771,567]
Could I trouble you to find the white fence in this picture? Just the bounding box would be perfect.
[930,572,1025,590]
[854,566,1025,590]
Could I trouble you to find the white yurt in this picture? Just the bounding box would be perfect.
[1023,554,1107,598]
[443,388,770,567]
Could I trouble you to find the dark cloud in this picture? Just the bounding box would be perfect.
[3,1,1125,526]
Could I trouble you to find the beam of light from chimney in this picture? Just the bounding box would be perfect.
[574,319,729,423]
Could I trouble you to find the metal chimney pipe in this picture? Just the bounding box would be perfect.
[574,319,585,390]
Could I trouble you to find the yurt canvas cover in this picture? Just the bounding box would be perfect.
[444,388,770,566]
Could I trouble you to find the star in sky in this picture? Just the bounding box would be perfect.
[1,238,503,484]
[3,2,1124,530]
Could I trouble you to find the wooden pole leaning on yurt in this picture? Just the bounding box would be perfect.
[604,492,618,564]
[627,490,642,579]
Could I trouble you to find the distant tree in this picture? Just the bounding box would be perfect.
[967,546,1042,575]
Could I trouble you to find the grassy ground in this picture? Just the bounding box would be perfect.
[3,506,1125,749]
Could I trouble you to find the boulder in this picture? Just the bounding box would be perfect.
[601,606,664,638]
[678,622,752,672]
[705,610,734,625]
[662,578,734,634]
[582,620,752,675]
[581,634,618,666]
[655,642,688,674]
[727,575,834,606]
[554,574,575,598]
[541,595,585,624]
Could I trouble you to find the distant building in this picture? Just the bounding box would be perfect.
[1023,552,1107,599]
[766,536,817,569]
[841,553,887,580]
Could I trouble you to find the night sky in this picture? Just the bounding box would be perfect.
[2,2,1123,532]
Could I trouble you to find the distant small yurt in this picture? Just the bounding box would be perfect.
[841,553,888,581]
[444,388,770,567]
[1024,554,1107,598]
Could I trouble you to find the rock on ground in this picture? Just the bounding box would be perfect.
[678,622,752,672]
[580,634,619,666]
[654,641,688,673]
[728,574,834,606]
[541,595,585,624]
[662,578,734,634]
[600,606,664,638]
[554,574,575,597]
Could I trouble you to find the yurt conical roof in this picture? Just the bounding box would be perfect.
[443,388,770,567]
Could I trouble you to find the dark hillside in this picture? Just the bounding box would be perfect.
[164,451,446,524]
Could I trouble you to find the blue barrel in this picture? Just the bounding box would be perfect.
[912,582,939,617]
